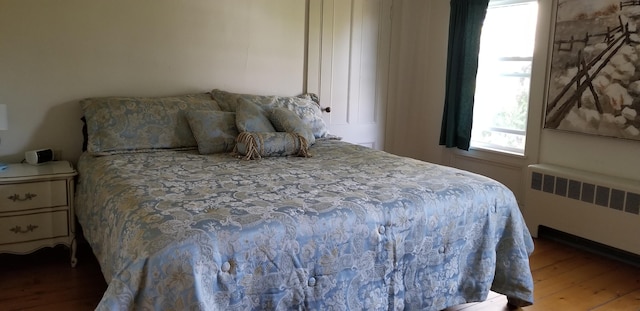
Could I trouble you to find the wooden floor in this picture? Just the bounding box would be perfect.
[0,238,638,311]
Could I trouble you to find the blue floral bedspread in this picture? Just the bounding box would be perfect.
[75,140,534,310]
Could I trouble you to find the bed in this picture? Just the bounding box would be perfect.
[75,91,534,310]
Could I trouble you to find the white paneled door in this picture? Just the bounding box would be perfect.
[306,0,392,149]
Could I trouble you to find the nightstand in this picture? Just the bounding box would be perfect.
[0,161,78,267]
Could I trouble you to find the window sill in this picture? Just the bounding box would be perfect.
[451,145,527,168]
[470,145,524,157]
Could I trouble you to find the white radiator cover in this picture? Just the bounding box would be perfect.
[524,164,640,255]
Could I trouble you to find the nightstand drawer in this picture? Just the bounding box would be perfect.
[0,180,68,212]
[0,210,69,245]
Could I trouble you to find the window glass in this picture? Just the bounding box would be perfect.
[471,0,538,155]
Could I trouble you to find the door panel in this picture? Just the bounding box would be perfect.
[307,0,391,149]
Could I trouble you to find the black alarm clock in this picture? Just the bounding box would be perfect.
[25,148,55,165]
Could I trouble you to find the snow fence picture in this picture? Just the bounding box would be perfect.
[546,0,640,140]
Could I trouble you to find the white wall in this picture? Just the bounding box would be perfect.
[534,0,640,180]
[385,0,449,164]
[385,0,640,202]
[0,0,305,164]
[539,126,640,180]
[4,0,636,184]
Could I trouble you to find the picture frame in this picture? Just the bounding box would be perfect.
[544,0,640,141]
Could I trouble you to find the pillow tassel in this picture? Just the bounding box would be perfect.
[295,133,311,158]
[236,132,261,160]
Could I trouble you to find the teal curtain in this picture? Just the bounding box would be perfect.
[439,0,490,150]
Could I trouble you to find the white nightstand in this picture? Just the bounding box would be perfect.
[0,161,78,267]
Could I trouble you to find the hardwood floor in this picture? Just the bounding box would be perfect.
[0,237,638,311]
[0,243,106,310]
[446,238,640,311]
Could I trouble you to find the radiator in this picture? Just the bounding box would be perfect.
[524,164,640,256]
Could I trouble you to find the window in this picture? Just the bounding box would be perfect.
[471,0,538,155]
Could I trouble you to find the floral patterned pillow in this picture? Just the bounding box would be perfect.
[235,99,276,133]
[210,89,278,112]
[185,111,238,154]
[274,96,328,139]
[81,94,220,155]
[268,107,315,145]
[211,89,329,138]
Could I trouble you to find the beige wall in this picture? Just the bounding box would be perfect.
[0,0,305,163]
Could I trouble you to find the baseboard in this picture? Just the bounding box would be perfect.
[538,226,640,268]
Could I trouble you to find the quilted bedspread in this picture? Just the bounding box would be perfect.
[75,140,534,310]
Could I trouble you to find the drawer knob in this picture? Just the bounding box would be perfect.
[9,224,39,234]
[8,193,37,202]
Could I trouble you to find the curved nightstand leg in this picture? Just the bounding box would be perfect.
[70,238,78,268]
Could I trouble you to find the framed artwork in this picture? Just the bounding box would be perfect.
[545,0,640,140]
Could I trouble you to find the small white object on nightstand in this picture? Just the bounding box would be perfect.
[0,161,78,267]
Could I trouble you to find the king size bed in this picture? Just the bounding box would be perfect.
[75,90,534,310]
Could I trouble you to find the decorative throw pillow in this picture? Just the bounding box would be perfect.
[210,89,278,112]
[297,93,320,105]
[235,132,311,160]
[268,107,315,145]
[273,96,328,139]
[81,93,220,155]
[185,111,238,154]
[211,89,329,138]
[235,98,276,133]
